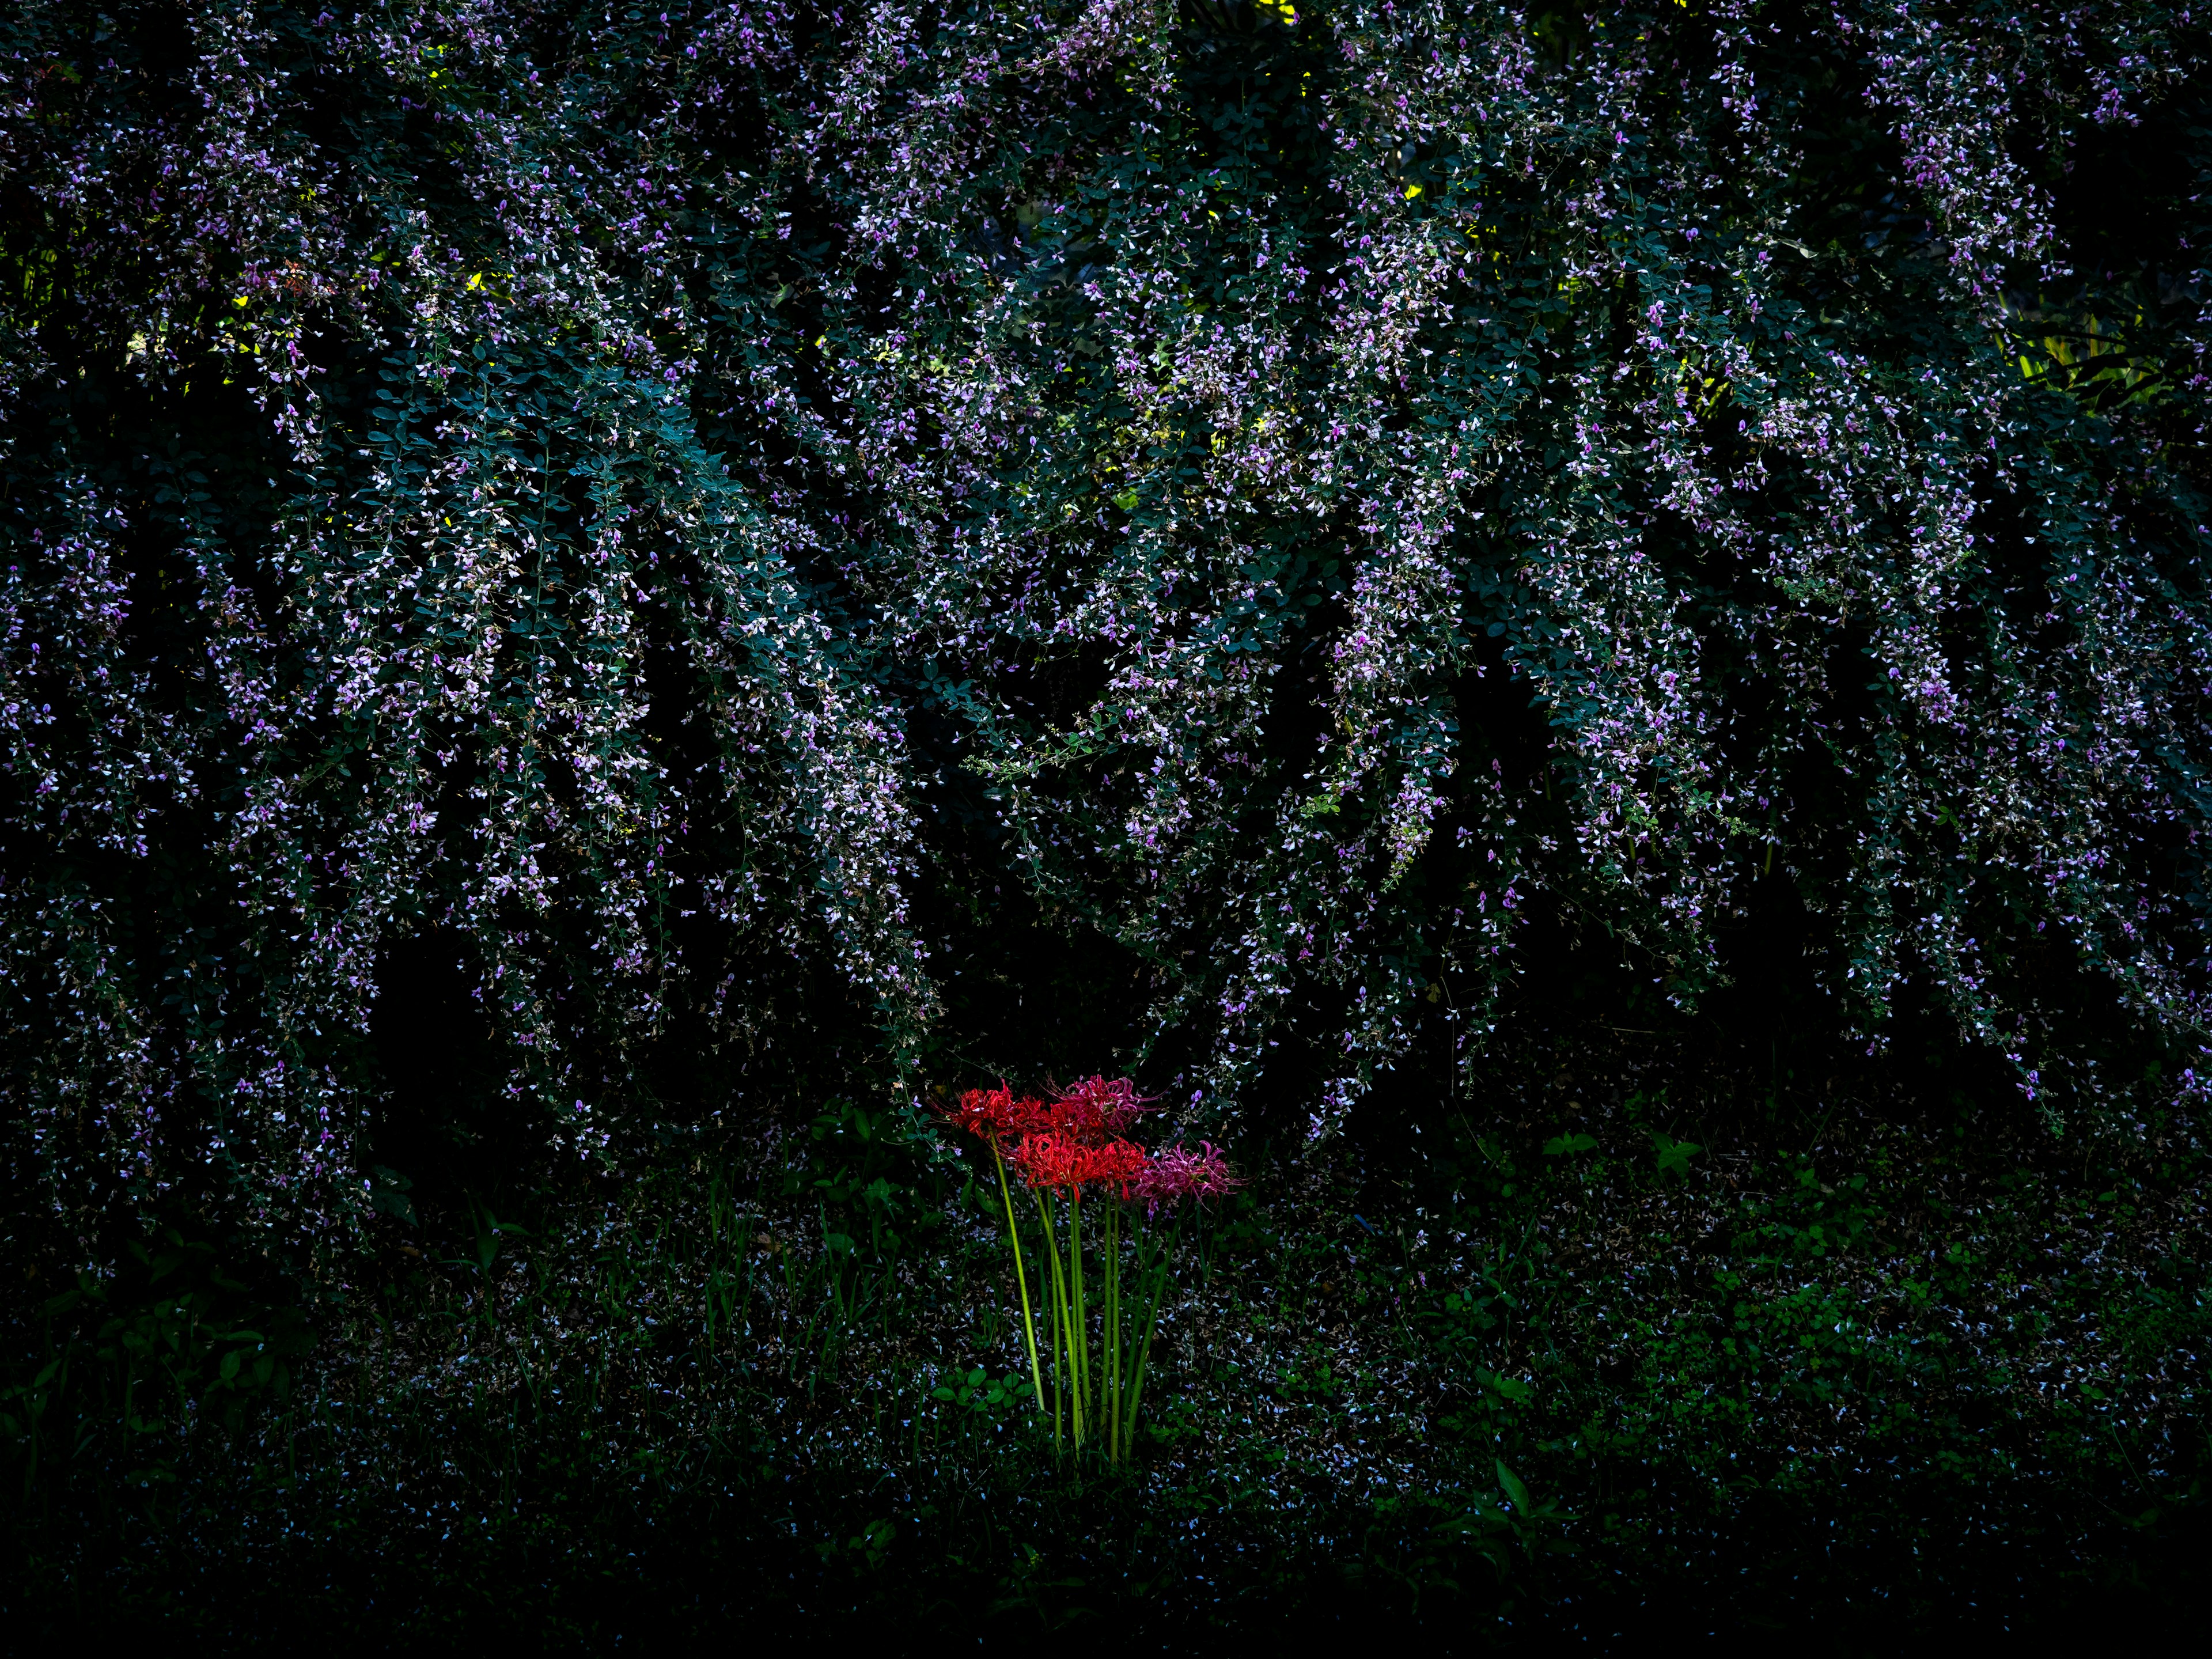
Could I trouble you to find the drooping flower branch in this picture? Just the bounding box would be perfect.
[3,2,2207,1258]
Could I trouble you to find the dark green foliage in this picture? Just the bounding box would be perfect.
[7,1048,2206,1641]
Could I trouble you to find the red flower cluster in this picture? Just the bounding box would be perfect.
[941,1084,1047,1146]
[1006,1131,1149,1196]
[941,1076,1236,1205]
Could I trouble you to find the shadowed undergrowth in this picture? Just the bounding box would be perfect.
[7,1036,2207,1645]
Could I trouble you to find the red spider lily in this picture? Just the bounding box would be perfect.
[935,1075,1240,1467]
[940,1084,1048,1146]
[1004,1130,1078,1190]
[1007,1132,1149,1195]
[1086,1138,1151,1198]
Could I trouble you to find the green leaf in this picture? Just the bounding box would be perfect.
[1541,1132,1599,1156]
[1496,1459,1533,1512]
[369,1185,417,1225]
[1652,1132,1703,1177]
[1476,1368,1532,1403]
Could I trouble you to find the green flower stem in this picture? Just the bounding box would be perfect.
[1122,1239,1174,1455]
[1070,1191,1090,1447]
[1104,1202,1120,1462]
[991,1142,1048,1421]
[1035,1190,1065,1453]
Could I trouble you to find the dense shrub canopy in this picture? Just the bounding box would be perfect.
[5,0,2210,1251]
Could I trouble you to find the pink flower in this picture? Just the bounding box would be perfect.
[1042,1074,1156,1145]
[1134,1142,1244,1215]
